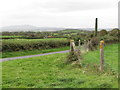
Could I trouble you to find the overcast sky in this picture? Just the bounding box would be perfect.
[0,0,119,28]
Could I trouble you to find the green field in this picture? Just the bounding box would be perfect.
[2,43,118,88]
[58,29,87,33]
[0,36,22,38]
[2,46,69,58]
[2,38,68,43]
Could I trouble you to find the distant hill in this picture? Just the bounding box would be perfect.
[0,25,65,32]
[0,25,114,32]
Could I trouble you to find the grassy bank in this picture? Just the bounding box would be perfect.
[2,44,118,88]
[2,46,69,58]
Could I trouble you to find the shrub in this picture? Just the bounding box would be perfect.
[99,29,108,36]
[67,51,78,62]
[109,29,119,37]
[2,38,69,52]
[88,37,100,51]
[67,47,81,63]
[100,35,119,44]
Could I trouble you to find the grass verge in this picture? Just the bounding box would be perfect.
[2,46,69,58]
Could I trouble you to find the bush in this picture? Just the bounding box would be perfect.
[88,37,100,51]
[100,35,119,44]
[109,29,119,37]
[99,29,108,36]
[67,51,78,62]
[67,47,81,63]
[2,38,69,52]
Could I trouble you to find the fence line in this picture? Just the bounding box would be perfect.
[69,39,108,72]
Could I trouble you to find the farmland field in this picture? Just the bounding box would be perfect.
[0,36,22,38]
[2,43,118,88]
[0,35,22,39]
[2,38,68,43]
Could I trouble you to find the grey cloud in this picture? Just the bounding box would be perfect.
[118,1,120,29]
[30,0,116,13]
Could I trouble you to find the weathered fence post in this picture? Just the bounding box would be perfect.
[78,40,81,49]
[84,40,88,52]
[69,40,81,62]
[100,40,105,71]
[84,40,86,44]
[70,40,76,52]
[86,40,89,52]
[87,39,92,51]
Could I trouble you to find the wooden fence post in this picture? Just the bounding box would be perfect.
[87,39,91,51]
[100,40,105,71]
[84,40,86,44]
[84,40,87,52]
[70,40,76,52]
[70,40,81,62]
[70,40,72,52]
[78,40,81,49]
[86,40,89,52]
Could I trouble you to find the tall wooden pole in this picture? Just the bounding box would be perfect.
[95,18,98,36]
[100,40,104,71]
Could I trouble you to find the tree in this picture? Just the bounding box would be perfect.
[109,28,119,37]
[99,29,108,36]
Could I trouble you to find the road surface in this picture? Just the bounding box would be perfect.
[1,50,69,62]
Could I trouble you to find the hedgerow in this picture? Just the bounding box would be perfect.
[2,38,69,52]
